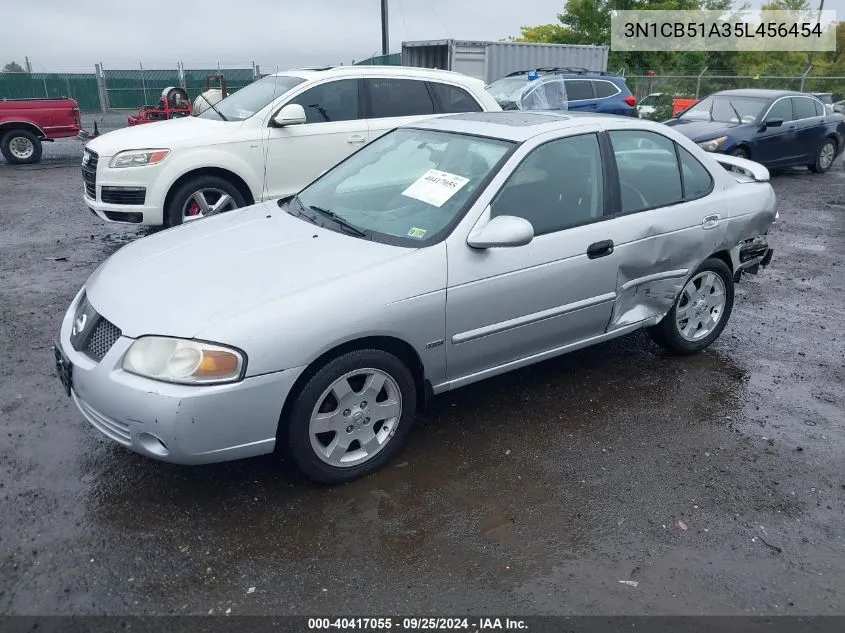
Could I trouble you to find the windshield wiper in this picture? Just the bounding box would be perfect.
[727,101,743,123]
[284,196,320,226]
[307,204,367,238]
[204,99,228,121]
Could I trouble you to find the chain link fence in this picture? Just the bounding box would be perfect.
[622,69,845,102]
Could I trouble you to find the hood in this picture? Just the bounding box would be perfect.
[85,202,412,339]
[664,118,740,140]
[86,116,242,157]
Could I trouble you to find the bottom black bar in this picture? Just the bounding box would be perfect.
[1,616,844,633]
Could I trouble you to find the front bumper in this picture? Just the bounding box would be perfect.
[57,293,304,464]
[83,157,167,226]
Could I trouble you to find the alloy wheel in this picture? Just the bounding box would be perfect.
[308,368,403,468]
[675,271,727,342]
[182,188,238,221]
[9,136,35,160]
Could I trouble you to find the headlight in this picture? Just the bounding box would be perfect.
[697,136,728,152]
[109,149,170,168]
[122,336,245,385]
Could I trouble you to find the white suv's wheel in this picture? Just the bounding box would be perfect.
[165,175,246,227]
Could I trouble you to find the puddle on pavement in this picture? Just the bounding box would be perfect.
[76,331,750,577]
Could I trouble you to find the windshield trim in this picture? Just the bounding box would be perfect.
[278,127,518,248]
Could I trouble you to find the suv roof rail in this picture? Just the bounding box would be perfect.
[291,65,335,71]
[505,67,619,77]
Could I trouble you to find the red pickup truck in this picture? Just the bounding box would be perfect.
[0,97,86,164]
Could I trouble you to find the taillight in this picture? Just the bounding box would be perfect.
[72,107,81,126]
[624,95,637,107]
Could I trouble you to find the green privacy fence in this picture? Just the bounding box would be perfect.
[0,72,100,111]
[354,53,401,66]
[0,66,257,112]
[103,67,255,109]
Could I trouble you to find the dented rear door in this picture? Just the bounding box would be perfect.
[602,129,726,332]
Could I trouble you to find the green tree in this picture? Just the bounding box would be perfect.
[2,61,26,73]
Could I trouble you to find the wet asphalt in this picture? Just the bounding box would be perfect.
[0,116,843,615]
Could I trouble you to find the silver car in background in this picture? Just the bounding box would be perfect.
[54,112,777,483]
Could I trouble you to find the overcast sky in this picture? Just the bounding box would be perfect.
[4,0,838,73]
[3,0,569,72]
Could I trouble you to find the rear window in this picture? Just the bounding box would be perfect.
[365,79,435,118]
[793,97,818,120]
[593,81,620,98]
[565,80,594,101]
[429,82,482,113]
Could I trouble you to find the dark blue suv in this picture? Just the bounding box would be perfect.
[486,67,637,116]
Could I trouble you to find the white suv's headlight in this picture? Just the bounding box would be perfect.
[697,136,728,152]
[109,149,170,168]
[122,336,245,385]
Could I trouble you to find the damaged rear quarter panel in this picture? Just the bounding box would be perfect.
[605,175,776,332]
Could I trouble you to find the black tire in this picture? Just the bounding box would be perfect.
[1,129,43,164]
[808,138,837,174]
[284,349,417,484]
[164,174,246,227]
[649,258,735,355]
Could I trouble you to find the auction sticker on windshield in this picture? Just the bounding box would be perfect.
[401,169,469,207]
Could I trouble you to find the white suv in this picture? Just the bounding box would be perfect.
[81,66,501,227]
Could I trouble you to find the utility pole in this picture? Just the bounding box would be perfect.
[24,56,32,73]
[381,0,389,55]
[807,0,825,70]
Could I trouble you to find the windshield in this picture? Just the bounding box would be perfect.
[289,128,514,246]
[486,75,568,110]
[486,77,532,105]
[679,96,767,124]
[198,75,305,121]
[639,94,664,106]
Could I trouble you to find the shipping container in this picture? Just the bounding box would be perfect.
[401,40,609,84]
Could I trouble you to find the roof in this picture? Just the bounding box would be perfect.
[407,111,631,142]
[712,89,801,99]
[272,65,480,84]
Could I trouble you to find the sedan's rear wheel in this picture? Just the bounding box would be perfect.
[808,139,836,174]
[284,349,417,483]
[649,258,735,355]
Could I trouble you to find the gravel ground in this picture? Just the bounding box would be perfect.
[0,129,843,616]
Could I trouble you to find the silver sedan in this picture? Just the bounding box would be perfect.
[54,112,777,483]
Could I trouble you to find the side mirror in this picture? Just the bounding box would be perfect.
[763,118,783,128]
[467,215,534,249]
[272,104,306,127]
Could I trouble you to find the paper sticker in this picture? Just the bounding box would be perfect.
[407,227,428,239]
[401,169,470,208]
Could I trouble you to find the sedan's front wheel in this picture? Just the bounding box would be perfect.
[649,258,735,355]
[285,349,417,483]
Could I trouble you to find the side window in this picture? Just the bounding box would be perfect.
[490,134,604,236]
[766,98,793,122]
[286,79,359,124]
[793,97,818,120]
[564,80,594,101]
[365,78,435,118]
[609,130,682,213]
[428,82,482,113]
[593,81,619,98]
[678,145,713,200]
[813,100,824,116]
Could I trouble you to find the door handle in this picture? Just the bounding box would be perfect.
[587,239,614,259]
[701,214,721,230]
[347,135,366,144]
